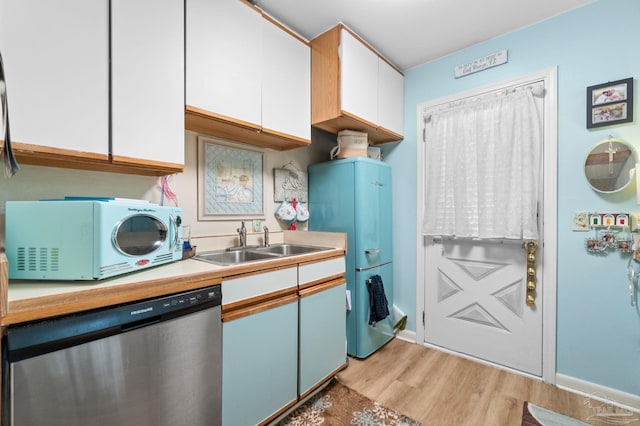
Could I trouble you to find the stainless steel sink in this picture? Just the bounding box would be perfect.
[194,249,281,266]
[194,244,333,266]
[254,244,330,256]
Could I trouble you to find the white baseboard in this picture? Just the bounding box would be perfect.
[395,329,417,343]
[556,373,640,416]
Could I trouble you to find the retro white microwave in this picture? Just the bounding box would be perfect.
[5,199,183,280]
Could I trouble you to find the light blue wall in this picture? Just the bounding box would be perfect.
[386,0,640,396]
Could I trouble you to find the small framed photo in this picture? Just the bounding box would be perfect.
[587,78,633,128]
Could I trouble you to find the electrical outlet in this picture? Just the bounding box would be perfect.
[252,220,263,232]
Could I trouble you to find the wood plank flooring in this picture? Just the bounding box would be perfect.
[337,338,638,425]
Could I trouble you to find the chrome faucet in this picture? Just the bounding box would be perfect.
[237,221,247,247]
[263,226,270,247]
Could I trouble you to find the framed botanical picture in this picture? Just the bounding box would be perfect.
[197,136,264,220]
[587,77,633,128]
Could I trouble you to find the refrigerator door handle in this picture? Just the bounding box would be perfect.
[365,248,381,255]
[356,261,392,272]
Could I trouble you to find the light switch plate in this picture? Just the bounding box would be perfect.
[572,212,589,231]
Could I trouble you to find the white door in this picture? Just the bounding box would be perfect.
[418,69,556,378]
[424,238,542,375]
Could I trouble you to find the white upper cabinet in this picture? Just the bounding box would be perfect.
[111,0,185,167]
[0,0,184,175]
[186,0,262,128]
[377,58,404,136]
[340,29,379,128]
[185,0,311,150]
[0,0,109,157]
[261,19,311,142]
[310,24,404,145]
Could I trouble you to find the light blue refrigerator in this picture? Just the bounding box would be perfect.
[308,157,394,358]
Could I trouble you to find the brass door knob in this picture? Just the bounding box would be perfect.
[526,294,535,306]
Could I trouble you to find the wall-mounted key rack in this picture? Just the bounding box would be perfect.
[582,212,635,254]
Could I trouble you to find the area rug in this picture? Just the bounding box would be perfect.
[277,379,420,426]
[522,402,591,426]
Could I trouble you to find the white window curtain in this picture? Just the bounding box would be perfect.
[422,84,542,240]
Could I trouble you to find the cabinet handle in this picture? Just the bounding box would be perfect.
[365,248,380,255]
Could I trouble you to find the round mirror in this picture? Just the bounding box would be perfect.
[585,138,637,193]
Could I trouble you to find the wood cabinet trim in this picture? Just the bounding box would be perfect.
[110,155,184,173]
[310,25,341,124]
[299,277,346,297]
[310,24,403,145]
[4,141,182,177]
[185,106,310,151]
[259,12,308,46]
[298,254,345,267]
[222,286,297,313]
[222,292,298,322]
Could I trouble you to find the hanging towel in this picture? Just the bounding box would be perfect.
[367,274,390,326]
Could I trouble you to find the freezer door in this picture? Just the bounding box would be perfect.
[349,263,394,358]
[354,160,392,269]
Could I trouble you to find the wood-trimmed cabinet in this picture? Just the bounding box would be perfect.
[110,0,185,172]
[298,257,347,398]
[185,0,310,151]
[221,256,346,425]
[310,24,404,144]
[0,0,185,176]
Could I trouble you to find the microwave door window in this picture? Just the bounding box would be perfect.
[113,215,168,256]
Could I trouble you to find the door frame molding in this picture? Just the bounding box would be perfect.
[415,67,558,383]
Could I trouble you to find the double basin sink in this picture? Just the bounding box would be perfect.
[194,244,331,266]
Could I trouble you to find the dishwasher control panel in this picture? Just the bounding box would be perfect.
[130,285,222,319]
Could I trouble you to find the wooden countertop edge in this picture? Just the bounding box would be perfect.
[2,248,345,326]
[3,272,222,326]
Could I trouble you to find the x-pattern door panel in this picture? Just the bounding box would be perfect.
[425,238,542,376]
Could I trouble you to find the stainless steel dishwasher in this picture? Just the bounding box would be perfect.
[2,285,222,426]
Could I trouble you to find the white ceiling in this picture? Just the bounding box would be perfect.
[252,0,594,71]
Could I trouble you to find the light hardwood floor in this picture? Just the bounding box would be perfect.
[337,338,639,425]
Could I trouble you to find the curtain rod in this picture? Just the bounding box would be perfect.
[422,80,545,122]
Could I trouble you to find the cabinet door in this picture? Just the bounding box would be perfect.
[377,58,404,136]
[339,28,378,126]
[186,0,261,127]
[222,299,298,426]
[262,19,310,141]
[111,0,185,167]
[299,281,347,396]
[0,0,108,156]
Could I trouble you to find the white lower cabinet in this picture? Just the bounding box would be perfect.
[299,280,347,396]
[221,257,346,425]
[222,298,298,426]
